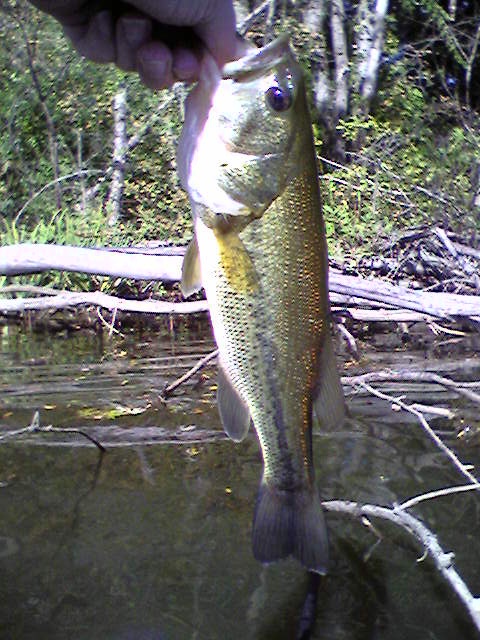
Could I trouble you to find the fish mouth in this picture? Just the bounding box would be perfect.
[222,35,292,81]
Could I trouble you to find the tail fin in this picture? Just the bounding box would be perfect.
[252,482,329,574]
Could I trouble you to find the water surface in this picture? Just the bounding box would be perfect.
[1,320,479,639]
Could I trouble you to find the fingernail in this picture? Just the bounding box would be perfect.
[139,53,167,76]
[121,16,151,48]
[173,49,199,81]
[138,46,173,89]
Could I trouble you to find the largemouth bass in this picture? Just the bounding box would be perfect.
[177,35,345,574]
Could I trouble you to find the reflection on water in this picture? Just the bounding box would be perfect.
[0,320,479,639]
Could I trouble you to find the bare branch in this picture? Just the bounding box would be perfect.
[343,370,480,405]
[352,380,478,485]
[237,0,270,35]
[0,411,105,451]
[162,348,219,399]
[322,499,480,631]
[397,483,480,511]
[0,288,208,314]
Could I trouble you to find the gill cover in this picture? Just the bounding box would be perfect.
[178,35,305,218]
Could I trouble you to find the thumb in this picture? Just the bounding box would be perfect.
[194,1,239,67]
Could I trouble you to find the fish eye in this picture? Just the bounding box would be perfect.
[265,85,292,112]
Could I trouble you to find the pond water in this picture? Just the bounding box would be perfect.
[0,317,479,640]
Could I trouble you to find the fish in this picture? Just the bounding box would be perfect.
[177,35,345,574]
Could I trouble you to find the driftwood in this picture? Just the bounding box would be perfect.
[0,243,183,282]
[1,237,479,321]
[0,285,208,314]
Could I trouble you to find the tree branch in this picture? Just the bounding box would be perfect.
[0,411,105,451]
[161,348,219,399]
[350,379,478,485]
[322,499,480,631]
[343,370,480,405]
[0,288,208,314]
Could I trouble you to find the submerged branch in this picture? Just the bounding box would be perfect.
[161,348,219,399]
[322,500,480,632]
[351,379,478,485]
[0,411,105,451]
[1,424,228,447]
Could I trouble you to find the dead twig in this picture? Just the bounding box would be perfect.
[336,320,359,359]
[343,370,480,406]
[397,483,480,511]
[96,306,122,337]
[161,349,219,399]
[0,411,106,451]
[352,380,478,485]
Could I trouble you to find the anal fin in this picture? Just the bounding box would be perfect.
[180,235,202,297]
[217,365,251,442]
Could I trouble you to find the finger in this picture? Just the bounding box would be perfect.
[137,40,175,90]
[63,10,116,63]
[116,13,152,71]
[194,0,238,67]
[172,47,200,82]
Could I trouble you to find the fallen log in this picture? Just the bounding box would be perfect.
[0,243,183,282]
[328,271,480,321]
[1,243,480,321]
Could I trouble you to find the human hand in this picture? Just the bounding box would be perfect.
[29,1,239,89]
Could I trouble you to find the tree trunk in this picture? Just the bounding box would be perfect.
[356,0,389,110]
[330,0,349,121]
[301,1,332,121]
[21,21,62,210]
[106,85,128,226]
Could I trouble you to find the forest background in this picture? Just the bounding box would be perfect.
[1,0,480,297]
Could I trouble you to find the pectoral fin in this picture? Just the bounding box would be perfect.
[215,230,259,294]
[217,364,251,442]
[180,236,202,297]
[313,333,346,429]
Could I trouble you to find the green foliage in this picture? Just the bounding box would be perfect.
[0,2,192,253]
[2,0,480,286]
[318,21,480,256]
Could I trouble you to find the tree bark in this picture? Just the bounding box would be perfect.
[356,0,389,110]
[106,85,128,226]
[301,1,332,126]
[0,243,183,282]
[330,0,349,121]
